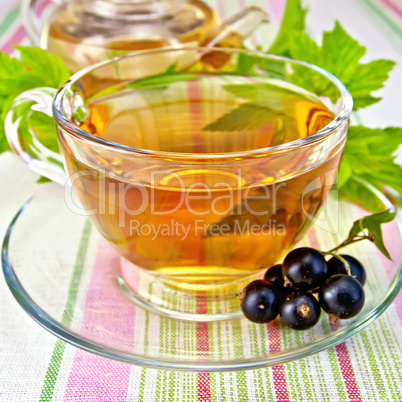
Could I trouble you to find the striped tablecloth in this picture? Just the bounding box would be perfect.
[1,0,402,401]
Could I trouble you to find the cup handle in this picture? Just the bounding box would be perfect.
[5,87,67,186]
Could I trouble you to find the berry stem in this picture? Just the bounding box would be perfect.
[323,252,351,275]
[325,234,372,254]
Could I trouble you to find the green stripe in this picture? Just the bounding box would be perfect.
[313,354,331,401]
[168,294,179,401]
[359,329,389,400]
[156,288,174,401]
[359,0,402,50]
[322,320,348,400]
[137,368,147,402]
[295,330,314,398]
[155,287,164,401]
[38,220,92,402]
[136,283,155,400]
[376,317,402,398]
[232,321,248,400]
[0,6,19,37]
[366,0,402,35]
[348,335,376,397]
[249,323,274,400]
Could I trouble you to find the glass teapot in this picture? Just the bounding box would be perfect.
[22,0,269,72]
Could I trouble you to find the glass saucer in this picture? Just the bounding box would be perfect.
[2,183,402,371]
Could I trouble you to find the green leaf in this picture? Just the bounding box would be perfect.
[0,94,18,153]
[235,53,289,79]
[346,59,396,109]
[202,81,323,132]
[0,127,11,153]
[288,22,396,110]
[339,126,402,204]
[129,72,198,90]
[203,103,285,132]
[0,47,71,161]
[165,62,178,73]
[128,62,197,90]
[321,22,366,77]
[346,126,402,156]
[29,111,59,153]
[362,163,402,194]
[15,46,71,88]
[269,0,308,56]
[288,33,323,66]
[338,178,389,214]
[337,162,353,189]
[0,53,37,95]
[345,209,396,260]
[37,176,52,184]
[222,82,319,105]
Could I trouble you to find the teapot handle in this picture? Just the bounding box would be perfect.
[202,6,270,48]
[21,0,62,47]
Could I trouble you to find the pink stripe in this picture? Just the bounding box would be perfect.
[372,219,402,324]
[266,321,289,401]
[188,81,204,153]
[374,220,402,279]
[334,343,362,401]
[190,76,210,402]
[38,0,53,16]
[265,0,286,23]
[217,0,226,19]
[197,372,211,401]
[1,25,26,53]
[196,294,209,355]
[64,239,135,401]
[197,293,211,401]
[311,227,362,399]
[380,0,402,19]
[307,228,320,249]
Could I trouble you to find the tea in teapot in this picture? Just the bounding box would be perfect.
[22,0,269,71]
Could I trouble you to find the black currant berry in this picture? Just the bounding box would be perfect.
[319,274,365,319]
[264,264,285,288]
[280,292,321,330]
[240,280,281,323]
[327,255,366,285]
[283,247,328,290]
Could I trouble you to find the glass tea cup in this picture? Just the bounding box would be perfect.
[5,47,352,320]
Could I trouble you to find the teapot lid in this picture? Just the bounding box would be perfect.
[82,0,187,20]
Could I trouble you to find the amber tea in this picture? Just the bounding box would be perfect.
[42,0,219,71]
[61,74,342,288]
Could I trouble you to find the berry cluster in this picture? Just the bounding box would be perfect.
[240,247,366,330]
